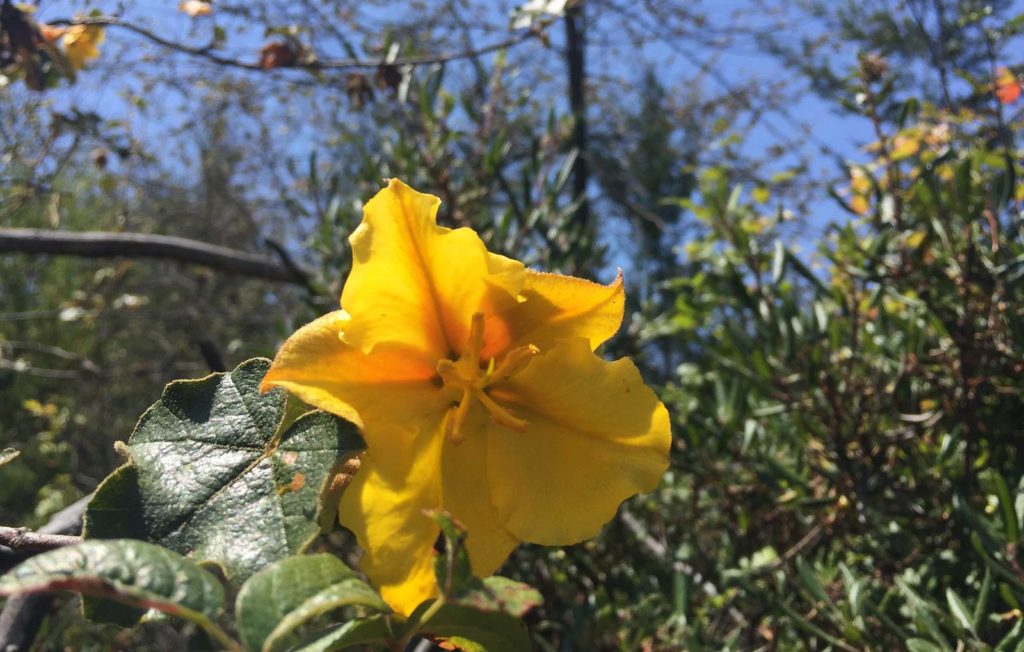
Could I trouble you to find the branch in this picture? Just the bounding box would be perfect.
[50,15,552,72]
[0,228,309,284]
[0,527,80,553]
[0,495,89,651]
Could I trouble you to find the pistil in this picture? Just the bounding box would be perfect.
[437,312,537,442]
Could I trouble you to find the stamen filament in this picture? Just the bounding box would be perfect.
[467,312,485,370]
[475,390,528,432]
[490,345,539,384]
[445,388,473,443]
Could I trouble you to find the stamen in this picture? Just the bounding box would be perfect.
[436,358,459,384]
[444,388,473,444]
[437,312,533,440]
[475,390,528,432]
[489,345,539,385]
[467,312,485,370]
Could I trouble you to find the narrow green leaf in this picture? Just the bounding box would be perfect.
[235,554,386,652]
[795,557,834,611]
[945,588,978,640]
[973,568,993,631]
[906,639,944,652]
[772,598,858,652]
[994,618,1024,652]
[987,471,1019,545]
[838,563,865,618]
[896,579,951,650]
[84,359,365,585]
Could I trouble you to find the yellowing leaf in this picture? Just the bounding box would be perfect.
[890,136,920,161]
[850,195,869,215]
[179,1,213,17]
[850,168,871,194]
[906,230,927,249]
[752,186,771,204]
[62,25,105,71]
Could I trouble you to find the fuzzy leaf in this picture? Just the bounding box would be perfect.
[85,358,364,585]
[236,554,386,652]
[0,540,224,624]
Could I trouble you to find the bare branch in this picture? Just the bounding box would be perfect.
[0,228,309,284]
[0,527,80,553]
[49,15,553,73]
[0,496,90,651]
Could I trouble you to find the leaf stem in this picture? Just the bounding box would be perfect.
[187,611,242,652]
[397,597,446,649]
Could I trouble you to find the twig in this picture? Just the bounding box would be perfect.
[49,15,551,73]
[0,228,309,284]
[0,527,80,553]
[0,495,89,651]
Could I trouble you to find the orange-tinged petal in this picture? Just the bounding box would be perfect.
[341,179,525,360]
[440,406,519,575]
[260,311,439,429]
[486,338,671,545]
[339,417,445,616]
[995,67,1021,105]
[502,270,624,352]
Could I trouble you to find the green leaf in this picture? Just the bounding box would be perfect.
[430,510,475,597]
[0,540,234,648]
[973,568,992,632]
[795,557,834,611]
[456,576,544,619]
[406,513,541,651]
[236,554,386,652]
[84,358,365,585]
[413,602,532,652]
[982,469,1019,545]
[907,639,944,652]
[945,588,978,640]
[290,616,395,652]
[404,578,541,649]
[896,579,951,650]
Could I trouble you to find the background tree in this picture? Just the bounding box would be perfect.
[2,0,1024,648]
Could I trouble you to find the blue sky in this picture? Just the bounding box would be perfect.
[23,0,1019,255]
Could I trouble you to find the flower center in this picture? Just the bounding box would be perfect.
[436,312,538,443]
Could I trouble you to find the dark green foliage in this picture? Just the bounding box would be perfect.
[3,1,1024,649]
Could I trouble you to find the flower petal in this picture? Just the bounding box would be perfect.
[486,338,671,545]
[342,179,525,359]
[339,417,445,616]
[441,407,519,575]
[260,311,439,429]
[502,270,624,352]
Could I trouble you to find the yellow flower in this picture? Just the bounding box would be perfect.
[262,179,671,616]
[62,25,105,71]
